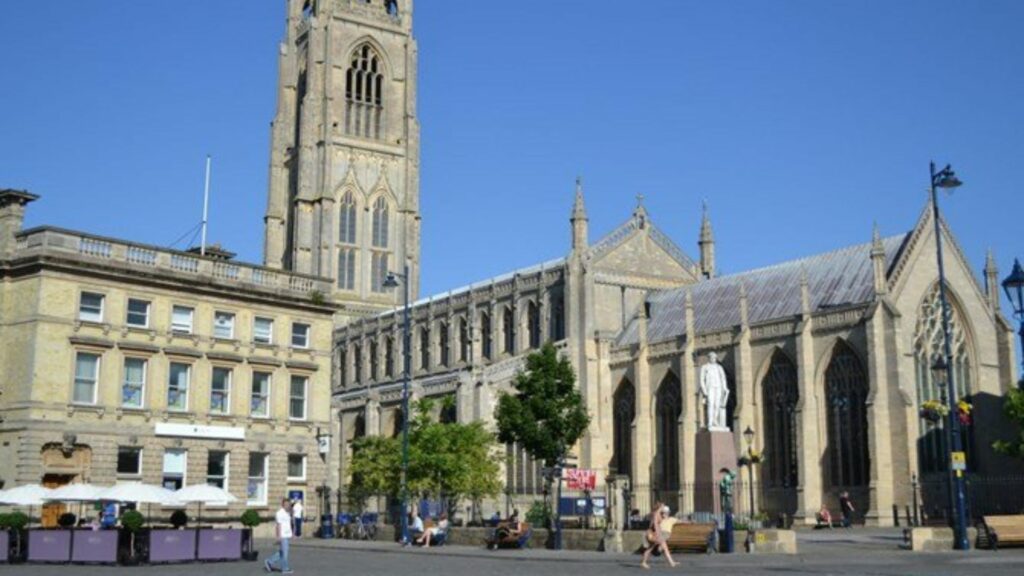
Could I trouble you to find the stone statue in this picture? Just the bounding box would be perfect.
[718,469,736,513]
[699,352,730,431]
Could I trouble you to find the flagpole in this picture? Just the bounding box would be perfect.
[201,155,211,256]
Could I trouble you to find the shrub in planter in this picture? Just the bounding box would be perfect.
[240,509,262,561]
[120,510,145,564]
[169,510,188,529]
[58,512,77,528]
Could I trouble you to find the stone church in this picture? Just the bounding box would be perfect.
[1,0,1019,529]
[294,0,1020,526]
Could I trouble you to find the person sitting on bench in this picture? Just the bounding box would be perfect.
[817,505,834,528]
[416,512,449,548]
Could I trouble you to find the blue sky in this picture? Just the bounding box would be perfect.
[1,1,1022,305]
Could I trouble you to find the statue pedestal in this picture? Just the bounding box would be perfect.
[693,429,738,515]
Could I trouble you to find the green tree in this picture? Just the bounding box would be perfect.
[993,388,1024,458]
[348,398,502,513]
[494,343,591,467]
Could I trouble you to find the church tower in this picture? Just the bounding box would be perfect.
[264,0,421,311]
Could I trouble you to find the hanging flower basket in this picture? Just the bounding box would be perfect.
[738,450,764,466]
[957,400,972,426]
[919,400,949,424]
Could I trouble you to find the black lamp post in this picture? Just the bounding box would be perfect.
[383,264,412,544]
[927,161,969,550]
[1002,259,1024,389]
[742,426,756,519]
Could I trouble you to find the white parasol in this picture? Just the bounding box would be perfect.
[174,484,237,527]
[0,484,53,506]
[97,482,177,505]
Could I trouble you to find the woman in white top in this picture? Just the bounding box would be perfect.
[415,512,449,548]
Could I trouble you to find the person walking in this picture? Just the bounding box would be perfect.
[640,502,678,570]
[292,499,304,538]
[839,491,855,529]
[265,498,294,574]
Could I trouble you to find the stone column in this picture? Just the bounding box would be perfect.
[679,290,697,516]
[632,312,653,513]
[794,283,822,525]
[864,305,896,526]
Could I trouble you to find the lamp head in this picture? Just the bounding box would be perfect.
[743,426,754,446]
[931,356,949,385]
[1002,259,1024,317]
[383,273,400,289]
[934,164,962,189]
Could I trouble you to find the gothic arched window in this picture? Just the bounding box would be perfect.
[655,373,682,492]
[551,296,565,341]
[353,343,362,385]
[527,301,540,349]
[825,341,870,488]
[612,379,636,479]
[503,306,515,355]
[339,191,357,244]
[370,339,379,381]
[439,321,450,367]
[345,44,385,140]
[914,283,974,474]
[419,326,430,370]
[480,311,492,360]
[762,350,799,488]
[372,196,389,249]
[384,335,394,378]
[339,347,348,388]
[459,317,469,363]
[337,191,357,290]
[369,197,390,293]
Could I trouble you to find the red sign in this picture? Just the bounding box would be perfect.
[563,468,597,491]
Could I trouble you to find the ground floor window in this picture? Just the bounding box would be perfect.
[288,454,307,482]
[117,447,142,476]
[248,453,268,505]
[162,449,187,491]
[207,451,229,489]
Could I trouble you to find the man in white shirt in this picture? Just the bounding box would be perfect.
[265,499,293,574]
[292,499,304,538]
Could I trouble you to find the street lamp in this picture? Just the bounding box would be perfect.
[1001,259,1024,389]
[315,427,333,538]
[742,426,756,520]
[927,161,969,550]
[383,264,412,544]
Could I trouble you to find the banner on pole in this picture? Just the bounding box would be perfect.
[563,468,597,491]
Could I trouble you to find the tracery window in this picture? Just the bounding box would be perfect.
[337,191,357,290]
[370,339,379,381]
[372,197,389,248]
[459,317,469,363]
[480,311,492,360]
[384,336,394,378]
[503,306,515,355]
[824,342,870,487]
[419,326,430,370]
[762,350,799,488]
[353,343,362,385]
[551,297,565,341]
[527,301,541,349]
[655,373,682,491]
[612,379,636,479]
[345,44,385,140]
[439,321,450,367]
[914,283,974,474]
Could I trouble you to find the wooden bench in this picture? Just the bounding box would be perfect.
[665,522,716,554]
[484,522,532,550]
[982,515,1024,550]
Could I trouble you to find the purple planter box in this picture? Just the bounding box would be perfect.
[71,530,118,564]
[27,530,72,563]
[148,529,197,563]
[0,530,8,563]
[197,529,242,561]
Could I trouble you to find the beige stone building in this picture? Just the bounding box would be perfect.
[2,0,1020,533]
[0,190,335,523]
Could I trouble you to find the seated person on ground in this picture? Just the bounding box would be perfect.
[817,505,833,528]
[416,512,449,547]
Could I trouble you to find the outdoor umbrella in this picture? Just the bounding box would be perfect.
[173,484,237,527]
[97,482,178,524]
[0,484,54,557]
[47,483,108,524]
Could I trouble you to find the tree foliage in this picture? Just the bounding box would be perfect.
[348,397,502,507]
[494,343,591,467]
[993,388,1024,458]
